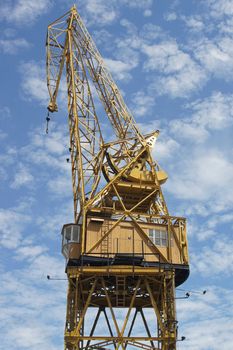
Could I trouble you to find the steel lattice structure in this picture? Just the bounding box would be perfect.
[46,5,189,350]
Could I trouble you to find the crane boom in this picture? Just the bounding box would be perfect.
[46,5,168,222]
[47,6,143,142]
[47,8,104,220]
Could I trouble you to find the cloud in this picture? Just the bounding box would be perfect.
[11,163,34,189]
[143,9,152,17]
[139,23,165,42]
[153,94,233,216]
[0,106,11,120]
[79,0,153,26]
[188,92,233,130]
[206,212,233,229]
[16,124,72,201]
[19,61,48,105]
[0,0,53,25]
[5,325,57,350]
[194,37,233,81]
[142,40,207,98]
[205,0,233,18]
[154,137,180,160]
[0,121,72,207]
[0,204,31,249]
[19,61,68,109]
[104,58,137,81]
[0,38,30,54]
[0,254,66,350]
[130,91,156,117]
[192,238,233,276]
[15,245,48,261]
[169,92,233,143]
[182,317,233,350]
[122,0,153,9]
[81,0,118,26]
[164,12,177,21]
[218,17,233,34]
[0,130,7,141]
[177,286,233,349]
[170,119,208,143]
[166,148,233,205]
[181,15,204,32]
[20,124,69,171]
[47,171,71,198]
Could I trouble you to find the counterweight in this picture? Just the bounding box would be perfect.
[46,5,189,350]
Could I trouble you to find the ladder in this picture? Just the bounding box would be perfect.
[116,276,126,307]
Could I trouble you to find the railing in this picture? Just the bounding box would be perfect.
[75,252,180,276]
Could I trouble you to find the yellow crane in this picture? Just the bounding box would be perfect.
[46,5,189,350]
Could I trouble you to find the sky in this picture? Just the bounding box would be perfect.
[0,0,233,349]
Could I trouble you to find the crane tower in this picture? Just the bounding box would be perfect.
[46,5,189,350]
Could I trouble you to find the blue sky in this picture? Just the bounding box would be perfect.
[1,0,233,349]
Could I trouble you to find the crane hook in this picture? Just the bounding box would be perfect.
[46,111,51,134]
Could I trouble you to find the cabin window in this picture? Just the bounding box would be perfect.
[149,228,168,247]
[62,225,80,245]
[65,226,72,241]
[72,225,80,242]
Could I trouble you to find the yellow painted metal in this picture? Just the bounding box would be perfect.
[46,5,189,350]
[64,273,177,350]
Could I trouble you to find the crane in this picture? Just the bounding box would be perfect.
[46,5,189,350]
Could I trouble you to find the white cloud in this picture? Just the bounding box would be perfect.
[5,325,56,350]
[143,9,152,17]
[192,239,233,276]
[218,17,233,34]
[194,37,233,81]
[189,92,233,129]
[36,202,73,239]
[169,92,233,143]
[19,61,48,105]
[21,124,69,172]
[104,57,137,81]
[47,171,71,198]
[206,212,233,229]
[181,15,204,32]
[143,41,188,72]
[19,61,67,109]
[142,41,207,98]
[165,12,177,21]
[139,23,165,42]
[181,317,233,350]
[177,287,233,349]
[0,130,7,141]
[154,137,180,160]
[206,0,233,18]
[122,0,153,9]
[0,205,31,249]
[130,91,156,117]
[80,0,153,26]
[0,255,66,350]
[0,38,30,54]
[83,0,118,26]
[170,118,208,142]
[15,245,48,261]
[0,121,72,207]
[166,149,233,205]
[11,163,34,189]
[0,0,53,25]
[137,120,162,136]
[0,106,11,120]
